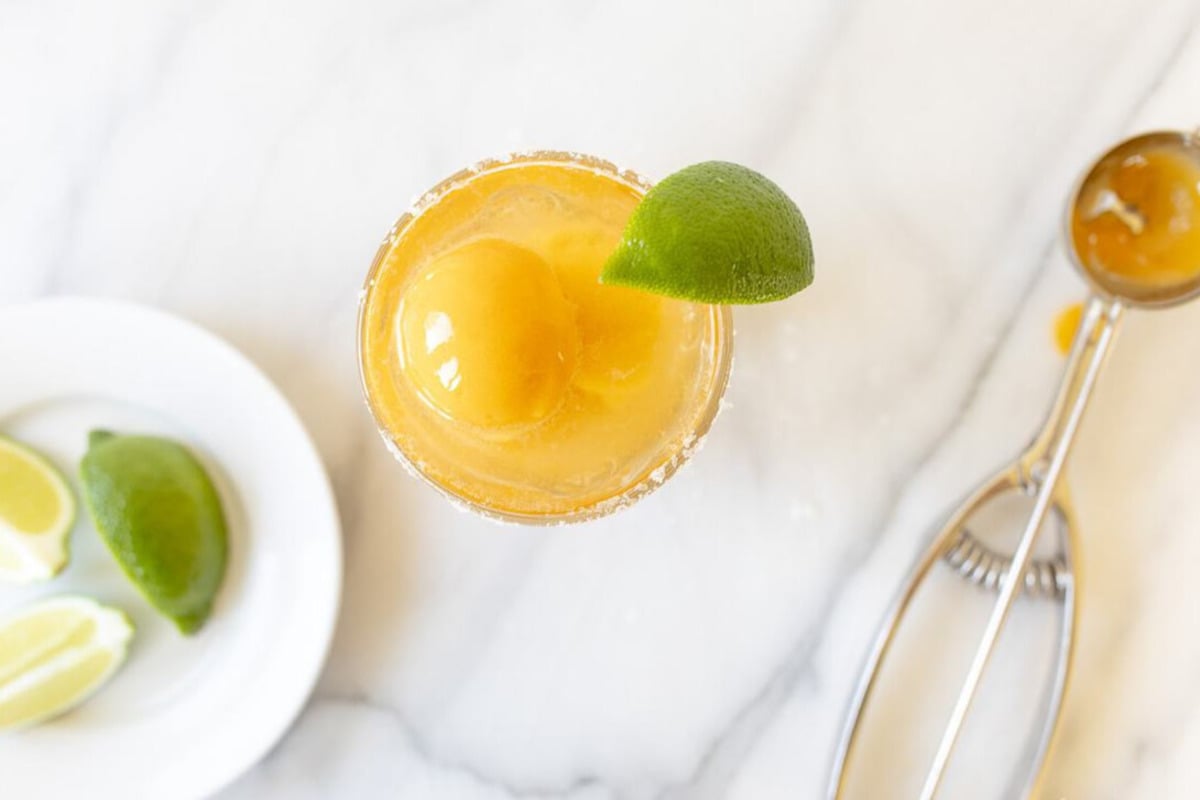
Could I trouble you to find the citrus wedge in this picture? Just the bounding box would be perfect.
[80,430,228,635]
[0,596,133,731]
[601,161,814,304]
[0,436,74,583]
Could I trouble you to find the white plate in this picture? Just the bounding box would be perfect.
[0,297,342,799]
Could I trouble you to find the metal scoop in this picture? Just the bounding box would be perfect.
[828,130,1200,800]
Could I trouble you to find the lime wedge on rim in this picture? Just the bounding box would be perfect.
[0,595,133,731]
[601,161,814,304]
[0,436,74,584]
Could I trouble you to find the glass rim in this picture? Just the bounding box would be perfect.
[356,150,735,526]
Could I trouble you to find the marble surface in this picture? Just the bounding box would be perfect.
[5,0,1200,797]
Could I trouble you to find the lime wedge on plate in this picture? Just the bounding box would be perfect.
[0,596,133,731]
[0,436,74,584]
[80,431,228,636]
[601,161,814,304]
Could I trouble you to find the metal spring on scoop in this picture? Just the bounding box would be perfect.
[942,528,1068,600]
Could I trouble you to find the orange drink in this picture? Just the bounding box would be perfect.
[358,153,731,522]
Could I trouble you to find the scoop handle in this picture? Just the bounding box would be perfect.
[916,295,1123,799]
[1021,296,1125,482]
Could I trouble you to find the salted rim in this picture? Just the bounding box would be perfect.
[356,150,735,526]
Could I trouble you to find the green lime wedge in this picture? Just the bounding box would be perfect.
[601,161,814,304]
[80,431,228,635]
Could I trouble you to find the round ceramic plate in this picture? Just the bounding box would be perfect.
[0,297,341,799]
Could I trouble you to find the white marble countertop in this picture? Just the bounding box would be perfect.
[6,1,1200,797]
